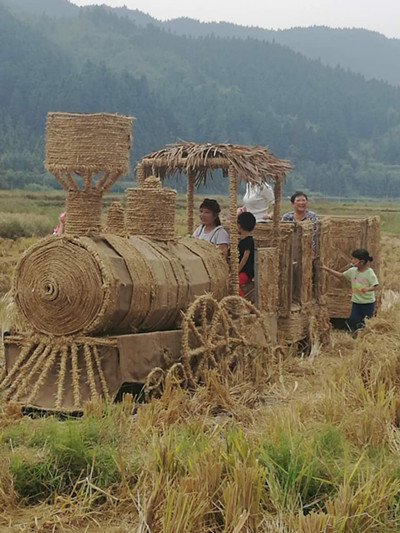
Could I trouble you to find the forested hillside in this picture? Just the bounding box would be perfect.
[161,21,400,87]
[4,0,400,86]
[1,0,400,196]
[0,3,174,189]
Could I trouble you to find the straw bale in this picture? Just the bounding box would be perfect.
[65,189,102,236]
[256,247,279,313]
[13,236,117,336]
[106,201,125,236]
[125,178,176,240]
[139,141,292,188]
[45,112,132,175]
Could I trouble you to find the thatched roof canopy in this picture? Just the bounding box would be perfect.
[139,141,292,187]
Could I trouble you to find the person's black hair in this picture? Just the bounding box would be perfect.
[290,191,308,203]
[237,211,256,232]
[200,198,222,226]
[352,248,373,263]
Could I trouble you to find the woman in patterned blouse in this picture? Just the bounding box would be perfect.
[281,191,318,251]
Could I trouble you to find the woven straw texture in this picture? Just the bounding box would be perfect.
[140,141,291,188]
[253,222,294,317]
[14,234,229,337]
[290,222,313,306]
[13,236,117,336]
[65,190,103,236]
[45,112,132,175]
[319,216,380,318]
[106,201,125,236]
[278,306,312,343]
[126,177,176,240]
[257,247,279,313]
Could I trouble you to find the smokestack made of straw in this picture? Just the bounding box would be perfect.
[45,112,132,177]
[126,177,176,240]
[45,112,133,236]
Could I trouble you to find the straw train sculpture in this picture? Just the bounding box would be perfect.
[1,113,380,411]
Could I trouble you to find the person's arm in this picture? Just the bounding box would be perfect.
[360,284,379,293]
[213,227,230,260]
[217,243,229,259]
[57,219,65,235]
[321,265,345,279]
[238,249,250,272]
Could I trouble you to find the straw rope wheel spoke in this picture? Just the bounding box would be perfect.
[219,296,269,364]
[181,294,231,383]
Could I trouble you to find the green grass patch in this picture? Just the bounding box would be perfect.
[257,425,346,511]
[2,412,138,504]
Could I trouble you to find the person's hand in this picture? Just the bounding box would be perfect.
[262,213,272,220]
[237,206,246,215]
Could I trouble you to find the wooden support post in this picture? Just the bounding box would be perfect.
[272,178,282,246]
[256,247,279,313]
[229,165,239,295]
[186,170,195,235]
[136,162,145,188]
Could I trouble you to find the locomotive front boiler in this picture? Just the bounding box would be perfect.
[14,234,229,337]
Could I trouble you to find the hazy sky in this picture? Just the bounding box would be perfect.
[72,0,400,39]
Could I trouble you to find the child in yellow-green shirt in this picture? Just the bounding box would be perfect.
[321,248,378,332]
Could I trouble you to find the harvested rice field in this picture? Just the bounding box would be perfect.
[1,193,400,531]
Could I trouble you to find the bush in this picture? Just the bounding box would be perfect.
[0,214,51,239]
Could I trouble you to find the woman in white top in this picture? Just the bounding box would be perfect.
[192,198,230,259]
[238,182,274,222]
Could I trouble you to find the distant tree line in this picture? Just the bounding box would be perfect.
[1,3,400,196]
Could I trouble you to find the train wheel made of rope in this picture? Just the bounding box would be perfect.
[219,295,269,368]
[181,294,231,384]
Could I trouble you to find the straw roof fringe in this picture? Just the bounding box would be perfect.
[139,141,292,187]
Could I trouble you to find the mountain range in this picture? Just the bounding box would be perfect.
[1,0,400,197]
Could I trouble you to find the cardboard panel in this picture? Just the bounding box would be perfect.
[118,330,182,383]
[4,337,121,411]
